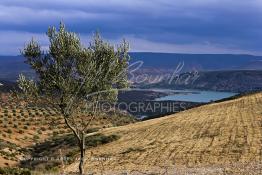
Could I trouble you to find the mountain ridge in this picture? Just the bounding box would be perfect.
[143,70,262,93]
[1,52,262,81]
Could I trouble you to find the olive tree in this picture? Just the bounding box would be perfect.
[17,22,129,174]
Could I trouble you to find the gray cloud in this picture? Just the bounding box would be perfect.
[0,0,261,55]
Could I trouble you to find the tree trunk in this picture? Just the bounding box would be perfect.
[79,133,85,175]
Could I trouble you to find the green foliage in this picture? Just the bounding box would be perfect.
[18,22,130,115]
[0,167,31,175]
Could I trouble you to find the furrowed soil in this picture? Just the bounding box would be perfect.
[66,92,262,174]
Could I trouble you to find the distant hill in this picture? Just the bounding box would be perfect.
[1,53,262,81]
[144,70,262,93]
[0,80,17,92]
[0,56,33,81]
[66,92,262,174]
[129,52,262,71]
[1,69,261,94]
[238,60,262,70]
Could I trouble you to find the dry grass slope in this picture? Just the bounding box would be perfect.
[67,92,262,174]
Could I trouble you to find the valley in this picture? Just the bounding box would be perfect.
[0,53,262,174]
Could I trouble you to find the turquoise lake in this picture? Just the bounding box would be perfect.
[154,89,238,103]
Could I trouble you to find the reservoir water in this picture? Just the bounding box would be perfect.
[154,89,238,103]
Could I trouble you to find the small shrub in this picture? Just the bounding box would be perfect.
[121,147,145,154]
[59,130,64,134]
[6,129,12,134]
[85,134,120,147]
[86,127,100,133]
[33,135,40,140]
[40,127,46,131]
[53,131,59,137]
[18,130,24,134]
[48,126,54,130]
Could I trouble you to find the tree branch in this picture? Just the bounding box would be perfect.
[64,116,81,143]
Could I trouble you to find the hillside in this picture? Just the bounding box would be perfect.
[0,94,136,169]
[1,53,262,81]
[0,80,17,92]
[66,92,262,174]
[144,70,262,93]
[0,56,33,81]
[130,52,262,71]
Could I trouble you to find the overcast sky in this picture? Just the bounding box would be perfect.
[0,0,261,55]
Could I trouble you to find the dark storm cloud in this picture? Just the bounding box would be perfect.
[0,0,261,55]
